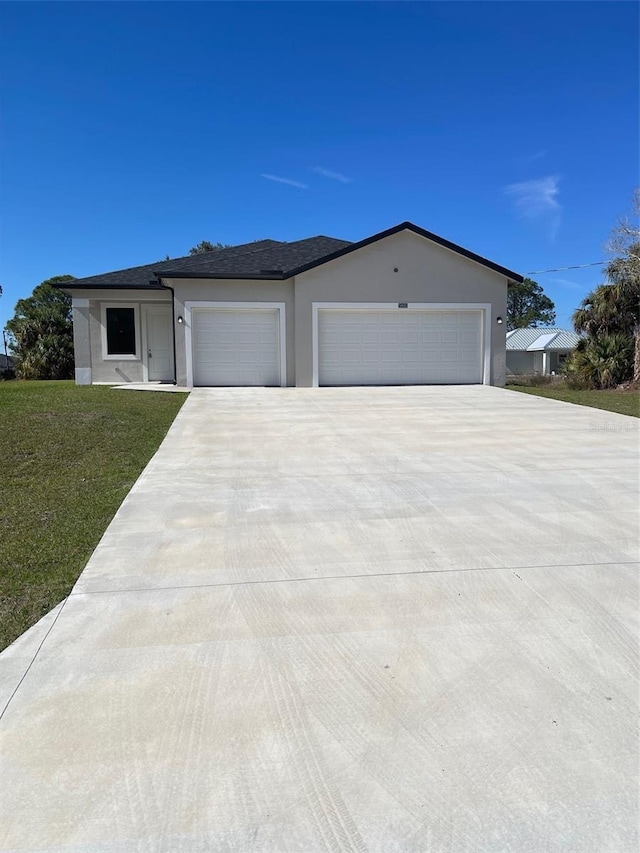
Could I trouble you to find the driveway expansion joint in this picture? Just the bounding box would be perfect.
[70,559,640,597]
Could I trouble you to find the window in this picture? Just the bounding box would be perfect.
[102,305,139,359]
[106,307,136,355]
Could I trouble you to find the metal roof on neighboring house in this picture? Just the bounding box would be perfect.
[547,330,582,350]
[506,328,580,351]
[526,332,559,351]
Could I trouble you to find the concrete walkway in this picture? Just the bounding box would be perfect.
[1,386,638,852]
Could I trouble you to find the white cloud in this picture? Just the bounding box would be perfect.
[261,174,308,189]
[312,166,352,183]
[504,175,561,239]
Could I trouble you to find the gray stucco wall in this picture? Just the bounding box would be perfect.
[71,300,91,384]
[88,303,144,383]
[294,230,509,387]
[71,290,171,384]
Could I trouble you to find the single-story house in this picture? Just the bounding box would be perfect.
[57,222,523,388]
[505,328,580,376]
[0,353,14,373]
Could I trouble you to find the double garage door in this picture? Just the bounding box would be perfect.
[191,306,484,386]
[318,308,484,386]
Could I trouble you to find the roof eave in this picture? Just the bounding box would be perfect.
[54,282,167,291]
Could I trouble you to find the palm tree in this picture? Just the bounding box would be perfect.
[571,240,640,385]
[603,241,640,382]
[565,334,634,389]
[572,287,620,337]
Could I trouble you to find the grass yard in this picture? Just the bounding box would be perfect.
[507,384,640,418]
[0,381,187,651]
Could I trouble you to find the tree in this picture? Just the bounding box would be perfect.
[605,188,640,382]
[188,241,231,255]
[506,278,556,330]
[604,248,640,383]
[563,333,634,389]
[6,275,75,379]
[572,278,638,339]
[569,190,640,385]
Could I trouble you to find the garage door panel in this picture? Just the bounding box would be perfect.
[442,349,461,362]
[318,309,483,386]
[193,308,280,387]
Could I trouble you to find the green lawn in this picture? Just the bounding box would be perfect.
[507,384,640,418]
[0,381,187,651]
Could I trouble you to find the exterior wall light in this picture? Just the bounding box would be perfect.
[496,316,503,324]
[177,316,184,324]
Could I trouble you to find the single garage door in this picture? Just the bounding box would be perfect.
[192,308,281,386]
[318,309,483,386]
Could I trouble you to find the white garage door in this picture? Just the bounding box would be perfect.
[192,308,280,386]
[318,309,483,386]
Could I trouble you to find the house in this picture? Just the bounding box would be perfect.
[0,353,14,373]
[57,222,523,389]
[506,328,580,376]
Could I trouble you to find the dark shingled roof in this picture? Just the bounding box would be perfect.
[62,237,351,289]
[59,223,523,289]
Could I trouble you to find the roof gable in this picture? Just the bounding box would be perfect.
[506,328,580,351]
[287,222,523,283]
[526,332,560,351]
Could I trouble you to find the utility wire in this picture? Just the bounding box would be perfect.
[526,261,605,275]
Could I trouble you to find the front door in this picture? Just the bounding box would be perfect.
[146,307,174,381]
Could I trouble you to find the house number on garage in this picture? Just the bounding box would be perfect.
[398,302,408,308]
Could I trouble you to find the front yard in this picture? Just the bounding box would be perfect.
[507,384,640,418]
[0,382,187,651]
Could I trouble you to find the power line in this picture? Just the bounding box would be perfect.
[526,261,606,275]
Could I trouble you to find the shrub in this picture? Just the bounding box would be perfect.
[562,333,634,389]
[506,374,565,388]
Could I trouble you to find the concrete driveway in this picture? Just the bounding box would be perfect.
[1,386,638,852]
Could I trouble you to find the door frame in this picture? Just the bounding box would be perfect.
[184,301,287,388]
[311,302,492,387]
[141,304,175,382]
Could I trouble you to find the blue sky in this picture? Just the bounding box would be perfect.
[1,1,637,332]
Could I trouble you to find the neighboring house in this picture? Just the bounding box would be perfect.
[505,328,580,376]
[0,353,14,372]
[56,222,523,389]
